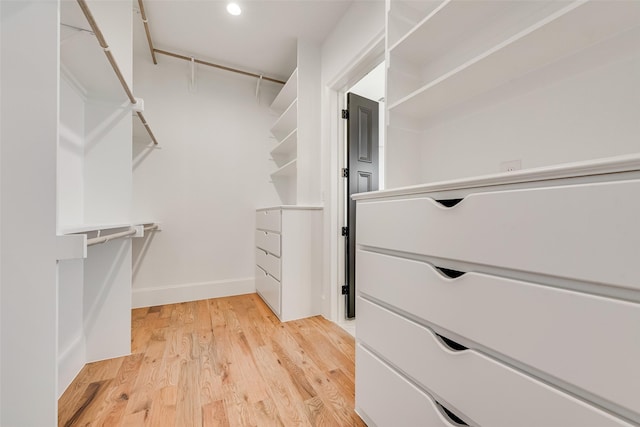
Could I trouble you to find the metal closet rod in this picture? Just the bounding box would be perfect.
[153,49,286,85]
[137,0,158,65]
[86,228,137,247]
[76,0,159,145]
[136,0,284,84]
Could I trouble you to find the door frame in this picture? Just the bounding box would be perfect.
[324,35,384,330]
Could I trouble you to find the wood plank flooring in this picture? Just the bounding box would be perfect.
[58,293,366,426]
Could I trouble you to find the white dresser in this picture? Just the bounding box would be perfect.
[354,158,640,427]
[255,206,322,322]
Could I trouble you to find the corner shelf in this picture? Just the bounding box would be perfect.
[270,129,297,160]
[271,68,298,113]
[388,0,640,121]
[270,159,297,179]
[270,99,297,141]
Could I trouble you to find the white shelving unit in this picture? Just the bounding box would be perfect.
[57,0,160,399]
[264,39,321,206]
[384,0,640,188]
[389,1,640,117]
[357,1,640,423]
[269,69,299,204]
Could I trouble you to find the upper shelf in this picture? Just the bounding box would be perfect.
[270,99,297,141]
[387,0,444,48]
[59,222,132,235]
[60,1,127,102]
[271,68,298,113]
[388,0,640,121]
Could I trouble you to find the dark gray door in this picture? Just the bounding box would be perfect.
[345,92,379,319]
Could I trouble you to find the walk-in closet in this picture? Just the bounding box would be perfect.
[2,0,639,425]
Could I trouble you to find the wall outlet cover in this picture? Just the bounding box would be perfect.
[500,159,522,172]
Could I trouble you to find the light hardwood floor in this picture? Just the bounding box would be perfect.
[58,293,366,426]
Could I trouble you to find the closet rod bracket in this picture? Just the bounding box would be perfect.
[132,97,145,112]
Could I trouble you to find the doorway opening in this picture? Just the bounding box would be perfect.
[338,61,385,323]
[342,65,385,318]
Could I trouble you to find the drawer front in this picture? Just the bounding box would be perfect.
[255,230,281,257]
[357,298,633,427]
[357,249,640,417]
[356,344,465,427]
[356,180,640,291]
[255,266,280,316]
[256,209,281,232]
[255,248,281,281]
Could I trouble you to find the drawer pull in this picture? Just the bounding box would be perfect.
[435,402,469,426]
[435,333,468,352]
[435,198,463,208]
[435,266,466,279]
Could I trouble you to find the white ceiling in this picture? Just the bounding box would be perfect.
[133,0,355,82]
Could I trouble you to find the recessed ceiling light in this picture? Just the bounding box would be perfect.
[226,3,241,16]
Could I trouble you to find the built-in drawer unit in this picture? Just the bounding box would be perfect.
[357,249,640,417]
[256,209,281,233]
[356,344,470,427]
[357,180,640,291]
[354,165,640,426]
[255,266,281,316]
[255,247,280,281]
[255,229,281,257]
[255,206,322,322]
[358,298,633,427]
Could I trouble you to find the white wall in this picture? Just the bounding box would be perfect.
[58,77,85,229]
[131,55,281,307]
[319,0,385,321]
[57,0,134,397]
[419,52,640,183]
[1,1,59,425]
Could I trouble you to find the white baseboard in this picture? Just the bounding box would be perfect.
[132,277,256,308]
[58,334,86,398]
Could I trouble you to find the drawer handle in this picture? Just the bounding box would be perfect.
[435,333,468,352]
[435,266,466,279]
[435,402,469,426]
[435,198,463,208]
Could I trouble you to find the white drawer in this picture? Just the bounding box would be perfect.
[255,248,281,281]
[356,344,467,427]
[255,230,280,257]
[357,249,640,418]
[255,266,280,316]
[357,298,633,427]
[356,180,640,291]
[256,209,281,232]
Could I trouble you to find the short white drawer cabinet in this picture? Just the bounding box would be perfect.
[354,163,640,427]
[255,206,322,321]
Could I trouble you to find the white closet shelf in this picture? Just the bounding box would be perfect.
[59,221,160,235]
[270,129,297,158]
[59,223,132,235]
[353,153,640,201]
[387,0,443,48]
[270,99,297,140]
[270,159,297,179]
[271,68,298,113]
[388,0,640,120]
